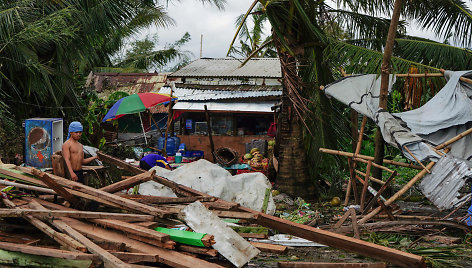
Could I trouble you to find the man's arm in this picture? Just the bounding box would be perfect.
[82,155,98,165]
[62,142,78,181]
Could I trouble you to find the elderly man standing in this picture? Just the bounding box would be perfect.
[62,121,97,183]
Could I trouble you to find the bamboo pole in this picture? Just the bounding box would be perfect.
[345,117,368,206]
[359,148,450,224]
[435,127,472,150]
[319,148,422,170]
[354,170,385,185]
[403,145,431,173]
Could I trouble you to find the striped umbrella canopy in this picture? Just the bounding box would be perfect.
[102,92,176,122]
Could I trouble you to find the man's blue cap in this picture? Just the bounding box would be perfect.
[67,121,83,139]
[69,121,83,133]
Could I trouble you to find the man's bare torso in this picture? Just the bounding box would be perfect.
[63,139,84,171]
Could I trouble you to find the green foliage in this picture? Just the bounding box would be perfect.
[115,33,193,72]
[230,3,277,58]
[81,91,129,148]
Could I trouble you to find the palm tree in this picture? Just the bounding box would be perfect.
[231,0,472,199]
[229,3,276,58]
[115,33,193,72]
[0,0,225,152]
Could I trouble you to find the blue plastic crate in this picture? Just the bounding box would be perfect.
[182,150,204,158]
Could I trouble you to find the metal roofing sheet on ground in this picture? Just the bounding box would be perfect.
[173,101,277,113]
[159,86,282,101]
[169,58,281,78]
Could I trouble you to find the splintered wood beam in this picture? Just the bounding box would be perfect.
[0,168,120,208]
[27,198,172,245]
[31,168,81,206]
[97,151,206,197]
[240,207,425,268]
[110,252,157,264]
[250,242,287,254]
[362,171,397,215]
[0,209,155,222]
[117,194,217,204]
[18,166,170,218]
[28,200,131,268]
[127,234,175,249]
[0,241,97,261]
[59,217,226,268]
[99,170,156,193]
[176,245,219,257]
[277,262,387,268]
[1,198,86,252]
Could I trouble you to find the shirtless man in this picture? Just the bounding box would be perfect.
[62,122,98,183]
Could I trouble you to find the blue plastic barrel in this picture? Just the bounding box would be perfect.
[166,136,176,156]
[173,134,181,153]
[157,134,165,150]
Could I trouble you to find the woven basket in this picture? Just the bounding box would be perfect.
[215,147,239,167]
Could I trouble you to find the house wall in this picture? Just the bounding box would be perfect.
[177,134,273,162]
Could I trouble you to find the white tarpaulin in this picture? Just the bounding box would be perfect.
[324,71,472,162]
[137,159,276,214]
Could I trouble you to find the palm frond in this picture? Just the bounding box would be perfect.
[394,37,472,70]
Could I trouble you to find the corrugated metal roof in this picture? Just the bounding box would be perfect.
[419,155,472,210]
[169,58,281,78]
[173,101,277,113]
[159,86,281,101]
[171,83,282,92]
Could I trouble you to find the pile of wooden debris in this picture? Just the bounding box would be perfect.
[0,152,427,267]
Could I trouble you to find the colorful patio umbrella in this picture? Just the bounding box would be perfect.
[102,92,176,122]
[102,92,177,145]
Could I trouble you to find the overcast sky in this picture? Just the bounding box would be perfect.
[143,0,256,60]
[139,0,442,70]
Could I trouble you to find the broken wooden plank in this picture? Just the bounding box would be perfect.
[362,171,396,215]
[0,208,155,222]
[0,241,97,261]
[277,262,387,268]
[350,208,360,240]
[97,151,207,197]
[18,166,170,218]
[1,198,87,253]
[110,252,158,263]
[59,217,225,268]
[250,242,287,254]
[99,170,156,193]
[0,179,56,194]
[26,198,172,245]
[0,167,120,208]
[240,206,425,268]
[238,233,268,239]
[377,199,395,221]
[176,245,219,257]
[360,161,372,211]
[31,168,81,207]
[126,234,175,249]
[117,194,217,204]
[28,200,131,268]
[51,219,132,268]
[0,249,95,268]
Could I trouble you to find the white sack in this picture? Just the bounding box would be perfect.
[138,159,276,214]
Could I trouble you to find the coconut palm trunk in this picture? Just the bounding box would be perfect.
[273,36,316,200]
